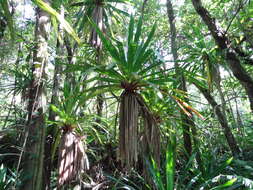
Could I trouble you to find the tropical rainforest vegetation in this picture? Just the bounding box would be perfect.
[0,0,253,189]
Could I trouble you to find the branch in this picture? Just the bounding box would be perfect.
[191,0,227,49]
[224,0,245,35]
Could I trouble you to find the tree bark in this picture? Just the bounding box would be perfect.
[21,3,50,190]
[194,84,240,155]
[191,0,253,113]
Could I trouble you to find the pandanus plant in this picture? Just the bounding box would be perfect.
[85,16,174,168]
[50,82,92,188]
[72,0,129,39]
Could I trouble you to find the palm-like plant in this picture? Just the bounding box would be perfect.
[72,0,130,126]
[84,16,174,168]
[73,0,129,39]
[50,82,92,187]
[146,138,176,190]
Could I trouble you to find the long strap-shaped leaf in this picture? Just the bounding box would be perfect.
[33,0,80,44]
[133,22,157,71]
[89,18,129,76]
[166,137,176,190]
[134,17,142,43]
[128,16,134,46]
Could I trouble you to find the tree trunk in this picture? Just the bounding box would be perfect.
[90,5,105,125]
[167,0,192,157]
[64,36,77,88]
[227,93,237,128]
[0,16,7,40]
[194,84,240,155]
[21,3,50,190]
[191,0,253,113]
[233,88,244,137]
[96,90,104,123]
[90,5,103,51]
[213,66,227,115]
[43,6,64,190]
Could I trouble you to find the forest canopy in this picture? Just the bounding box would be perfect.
[0,0,253,189]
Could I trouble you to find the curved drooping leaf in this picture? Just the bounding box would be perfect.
[33,0,81,44]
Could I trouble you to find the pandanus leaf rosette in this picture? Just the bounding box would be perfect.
[50,82,94,187]
[84,16,174,168]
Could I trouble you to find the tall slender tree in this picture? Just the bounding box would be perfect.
[89,1,105,125]
[194,83,240,155]
[43,6,65,190]
[73,0,128,124]
[166,0,203,171]
[166,0,192,157]
[21,1,51,189]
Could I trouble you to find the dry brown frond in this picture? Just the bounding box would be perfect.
[137,95,161,189]
[119,91,139,168]
[143,114,160,167]
[118,90,161,171]
[57,130,89,188]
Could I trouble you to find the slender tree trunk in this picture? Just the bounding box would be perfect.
[214,66,227,115]
[90,5,105,124]
[0,16,7,40]
[90,5,103,51]
[21,3,50,190]
[191,0,253,113]
[141,0,148,16]
[96,90,104,122]
[167,0,192,157]
[64,36,77,88]
[43,6,64,190]
[194,84,240,155]
[0,0,15,40]
[226,91,238,128]
[233,88,244,137]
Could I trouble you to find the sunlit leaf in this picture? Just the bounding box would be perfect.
[33,0,81,44]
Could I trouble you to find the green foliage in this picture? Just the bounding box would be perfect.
[73,0,130,34]
[175,152,253,190]
[0,164,17,190]
[33,0,81,43]
[145,137,176,190]
[87,16,173,91]
[107,173,147,190]
[50,81,102,126]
